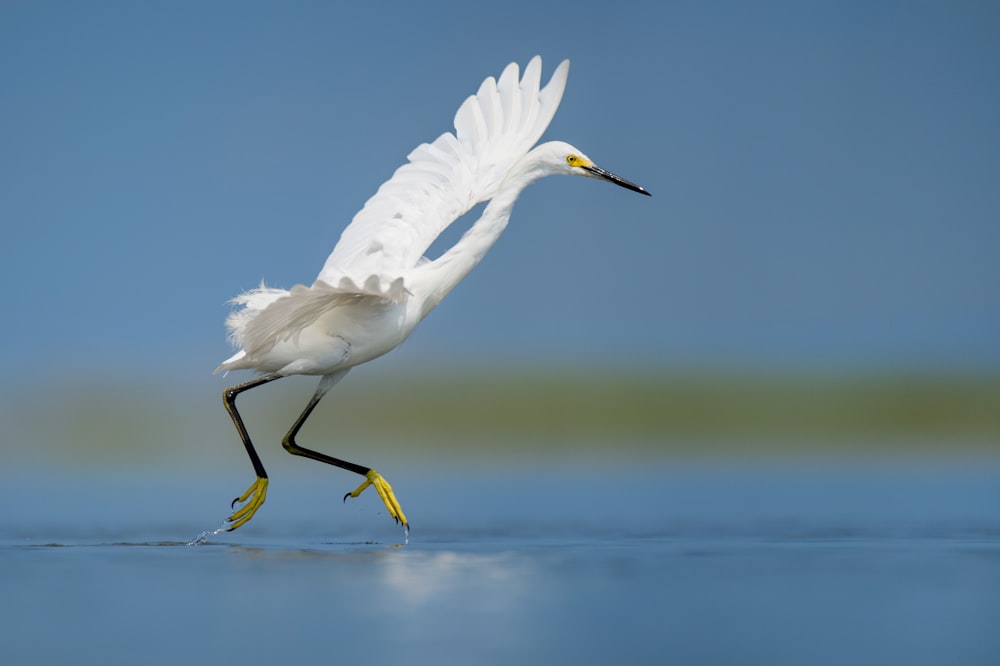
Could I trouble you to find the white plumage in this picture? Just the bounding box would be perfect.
[217,57,571,377]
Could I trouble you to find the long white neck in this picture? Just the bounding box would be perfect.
[410,155,548,317]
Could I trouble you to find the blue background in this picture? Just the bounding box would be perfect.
[3,0,998,381]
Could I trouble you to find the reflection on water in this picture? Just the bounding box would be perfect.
[379,550,531,608]
[1,461,999,665]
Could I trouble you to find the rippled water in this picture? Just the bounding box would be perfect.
[2,461,998,665]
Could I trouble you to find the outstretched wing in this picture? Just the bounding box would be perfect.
[316,56,570,293]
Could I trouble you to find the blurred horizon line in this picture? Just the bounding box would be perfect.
[3,365,997,470]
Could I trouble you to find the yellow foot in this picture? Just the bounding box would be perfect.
[344,469,408,529]
[226,476,268,531]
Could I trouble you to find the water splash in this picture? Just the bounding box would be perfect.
[187,522,229,546]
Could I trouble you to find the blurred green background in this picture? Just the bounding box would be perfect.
[4,364,998,475]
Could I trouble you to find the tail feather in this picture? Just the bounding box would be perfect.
[223,283,290,351]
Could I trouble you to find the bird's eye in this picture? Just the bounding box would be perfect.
[566,155,579,166]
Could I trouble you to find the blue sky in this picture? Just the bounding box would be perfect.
[3,1,998,381]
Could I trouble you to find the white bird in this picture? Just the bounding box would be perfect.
[213,56,650,535]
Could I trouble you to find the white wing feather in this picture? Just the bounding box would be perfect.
[317,56,569,291]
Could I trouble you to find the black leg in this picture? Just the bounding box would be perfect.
[281,391,370,477]
[280,377,409,529]
[220,373,281,530]
[223,373,282,481]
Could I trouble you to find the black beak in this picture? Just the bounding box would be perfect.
[583,164,651,196]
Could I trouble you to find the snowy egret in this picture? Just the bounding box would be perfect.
[213,56,650,535]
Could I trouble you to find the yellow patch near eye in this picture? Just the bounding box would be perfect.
[566,154,593,168]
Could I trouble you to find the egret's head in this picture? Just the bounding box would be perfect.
[540,141,650,196]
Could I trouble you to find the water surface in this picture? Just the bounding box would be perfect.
[2,461,998,665]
